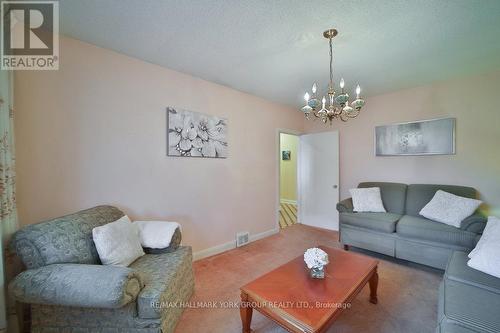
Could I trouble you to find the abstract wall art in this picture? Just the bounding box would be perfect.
[375,117,455,156]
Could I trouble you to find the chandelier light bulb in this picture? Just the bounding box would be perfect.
[340,78,345,89]
[356,84,361,98]
[322,96,326,108]
[312,83,317,94]
[304,92,310,102]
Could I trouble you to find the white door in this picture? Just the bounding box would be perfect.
[298,131,339,230]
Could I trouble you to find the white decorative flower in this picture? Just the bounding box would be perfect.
[168,112,184,147]
[169,113,199,156]
[197,117,214,141]
[304,248,329,269]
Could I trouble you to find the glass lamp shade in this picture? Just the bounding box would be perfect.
[301,105,313,114]
[335,93,349,106]
[351,98,365,111]
[343,104,354,115]
[307,98,321,110]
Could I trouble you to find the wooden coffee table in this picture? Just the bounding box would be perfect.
[240,246,378,333]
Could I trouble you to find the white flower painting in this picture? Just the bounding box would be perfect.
[167,107,228,158]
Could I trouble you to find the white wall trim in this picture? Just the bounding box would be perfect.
[280,199,297,205]
[250,227,279,242]
[193,240,235,261]
[193,227,279,261]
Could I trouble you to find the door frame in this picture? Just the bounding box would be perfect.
[276,129,302,230]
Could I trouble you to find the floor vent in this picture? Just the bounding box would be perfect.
[236,232,250,247]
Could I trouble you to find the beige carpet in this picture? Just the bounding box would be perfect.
[175,224,442,333]
[279,203,297,229]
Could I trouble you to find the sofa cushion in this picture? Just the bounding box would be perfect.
[350,187,386,212]
[405,184,476,217]
[441,251,500,333]
[358,182,407,215]
[340,212,402,233]
[396,215,477,248]
[129,246,194,319]
[92,215,145,267]
[419,190,482,228]
[10,206,125,269]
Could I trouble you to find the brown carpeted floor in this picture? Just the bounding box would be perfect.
[175,224,442,333]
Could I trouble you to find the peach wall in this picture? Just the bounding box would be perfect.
[305,71,500,216]
[14,37,304,253]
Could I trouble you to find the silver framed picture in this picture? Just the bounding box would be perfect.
[167,107,228,158]
[375,117,456,156]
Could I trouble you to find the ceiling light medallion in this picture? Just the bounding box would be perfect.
[301,28,365,124]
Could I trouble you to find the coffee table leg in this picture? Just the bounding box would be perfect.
[369,268,379,304]
[240,291,253,333]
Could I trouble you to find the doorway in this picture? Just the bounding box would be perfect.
[279,133,299,229]
[277,130,340,231]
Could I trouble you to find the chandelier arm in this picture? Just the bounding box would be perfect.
[347,109,360,118]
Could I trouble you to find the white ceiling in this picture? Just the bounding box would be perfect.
[59,0,500,108]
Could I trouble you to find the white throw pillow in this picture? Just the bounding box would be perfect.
[469,216,500,258]
[134,221,180,249]
[467,216,500,278]
[419,190,482,228]
[92,215,145,266]
[349,187,386,213]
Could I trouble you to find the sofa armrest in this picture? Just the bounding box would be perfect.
[460,213,487,233]
[9,264,144,308]
[336,198,354,213]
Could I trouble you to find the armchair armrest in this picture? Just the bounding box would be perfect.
[460,213,487,233]
[9,264,144,308]
[336,198,354,213]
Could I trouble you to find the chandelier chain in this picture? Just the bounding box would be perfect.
[329,37,333,91]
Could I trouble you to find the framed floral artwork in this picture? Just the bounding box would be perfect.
[167,107,228,158]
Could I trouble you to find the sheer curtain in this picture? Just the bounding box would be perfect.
[0,69,18,330]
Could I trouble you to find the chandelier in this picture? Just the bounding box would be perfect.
[301,29,365,124]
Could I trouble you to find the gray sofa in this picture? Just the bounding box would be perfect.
[438,251,500,332]
[9,205,194,333]
[337,182,500,333]
[337,182,487,269]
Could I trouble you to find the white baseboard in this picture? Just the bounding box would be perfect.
[250,227,279,242]
[193,227,279,261]
[193,240,235,261]
[280,199,297,205]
